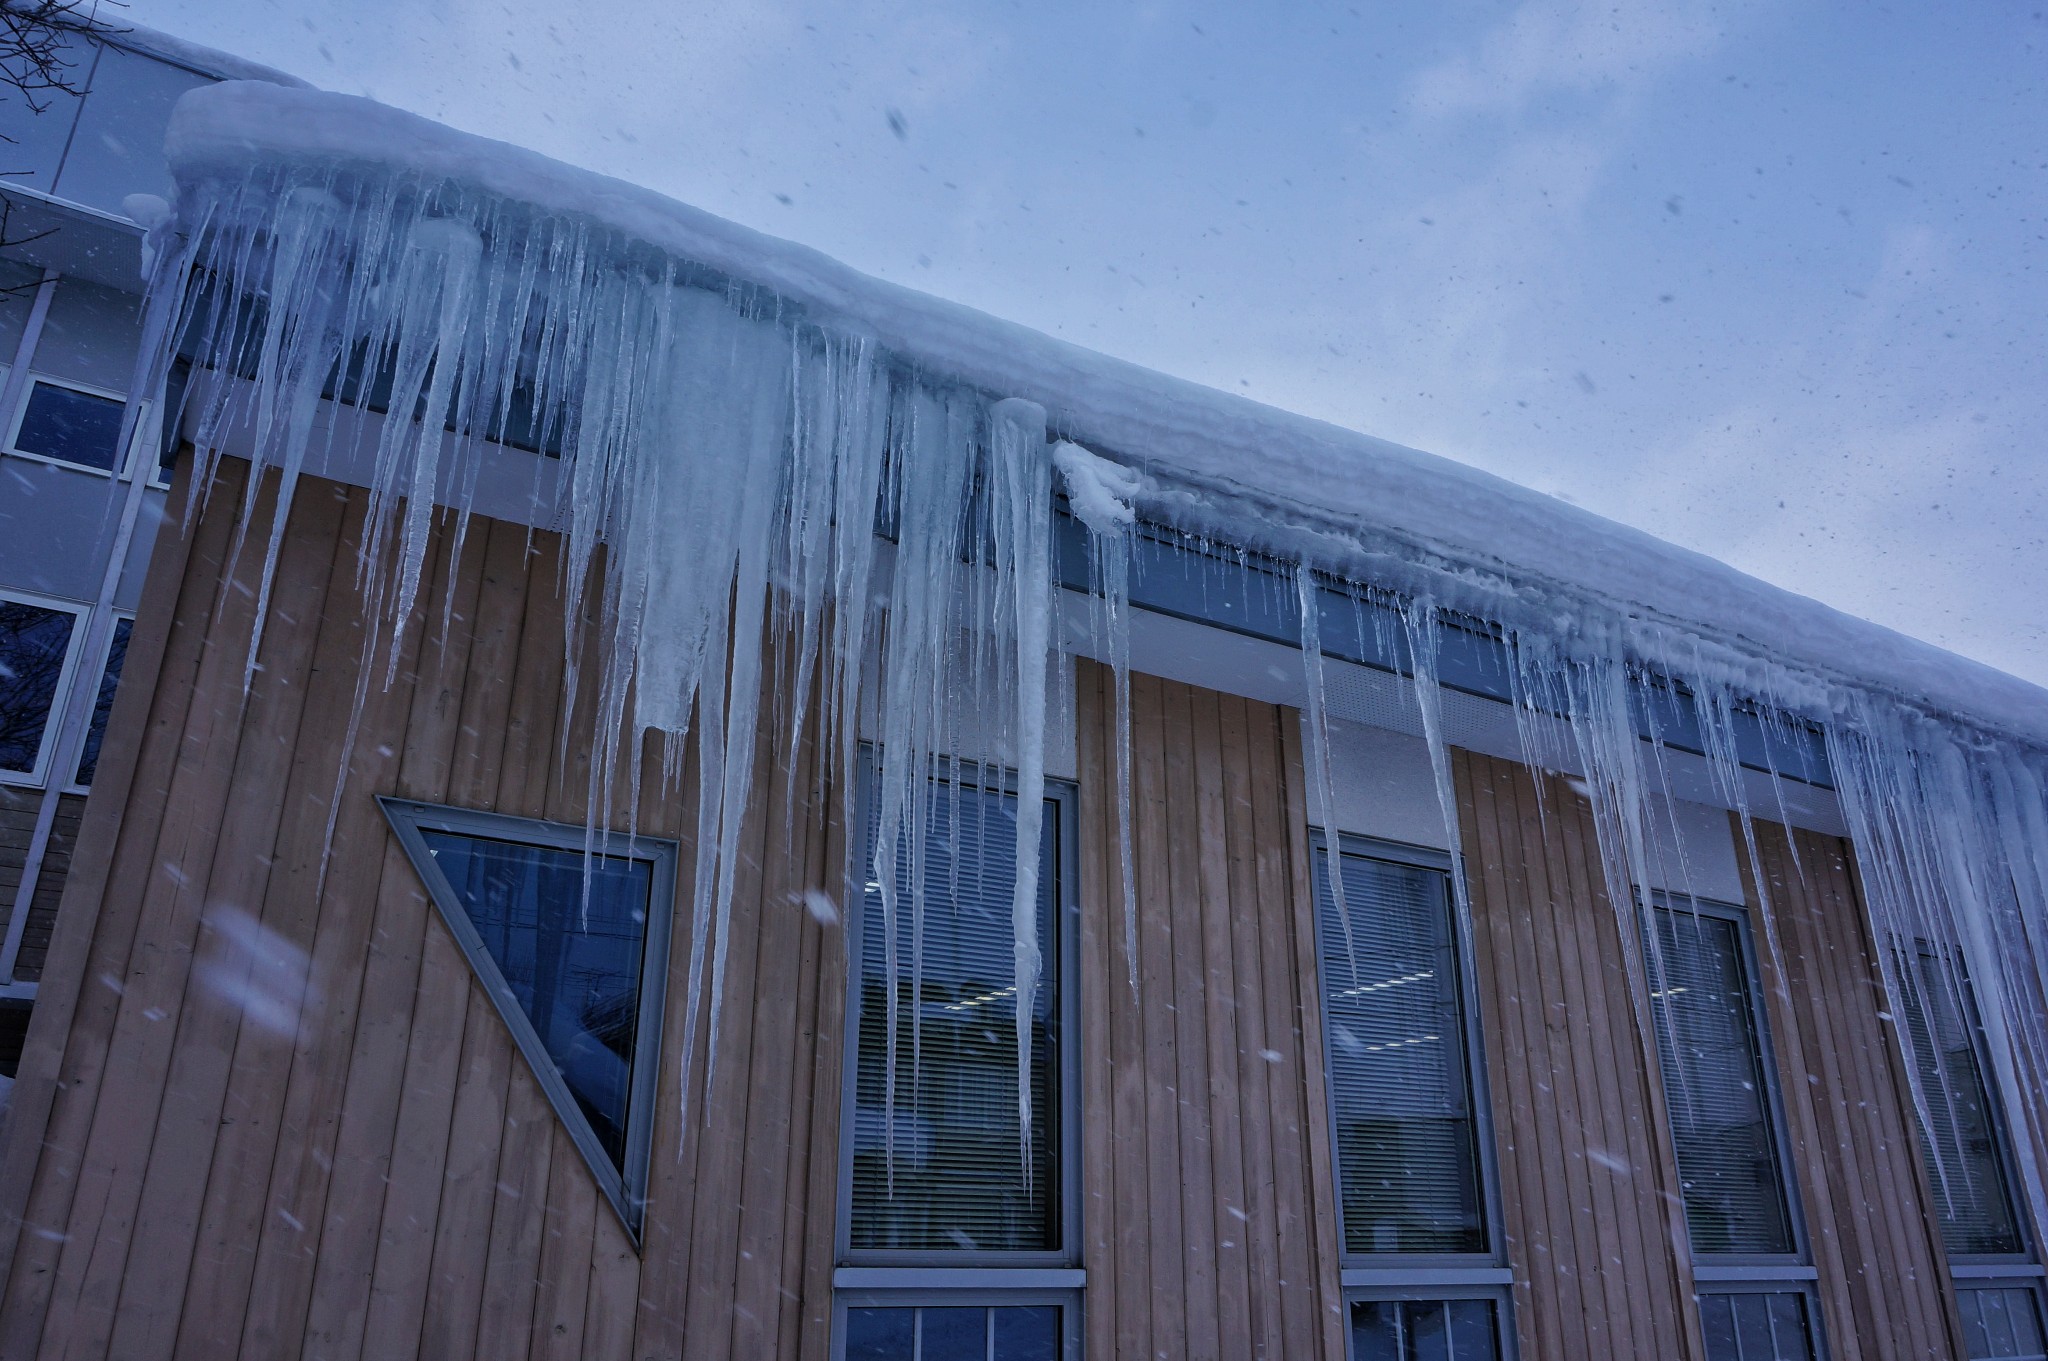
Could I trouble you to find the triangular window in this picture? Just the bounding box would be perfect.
[380,797,676,1238]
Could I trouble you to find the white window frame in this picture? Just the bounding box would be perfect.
[3,373,138,481]
[833,758,1084,1357]
[63,607,132,793]
[0,587,91,790]
[1646,893,1825,1360]
[1311,832,1516,1359]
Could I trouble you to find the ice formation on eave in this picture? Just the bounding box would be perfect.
[146,81,2048,1236]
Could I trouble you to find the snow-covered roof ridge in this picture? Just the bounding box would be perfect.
[39,12,314,89]
[162,81,2048,746]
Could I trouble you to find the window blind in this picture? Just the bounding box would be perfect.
[850,778,1060,1254]
[1316,849,1485,1256]
[1898,947,2024,1256]
[1646,906,1795,1257]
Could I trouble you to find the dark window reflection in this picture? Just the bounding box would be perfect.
[0,599,76,775]
[73,617,131,786]
[14,381,126,473]
[1697,1291,1817,1361]
[419,829,652,1168]
[1350,1297,1500,1361]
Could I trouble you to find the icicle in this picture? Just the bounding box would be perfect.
[1296,565,1356,984]
[1052,439,1141,991]
[1399,597,1486,1012]
[991,397,1052,1184]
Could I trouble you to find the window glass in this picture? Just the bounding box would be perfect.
[850,778,1060,1253]
[1697,1292,1818,1361]
[13,381,126,472]
[843,1304,1061,1361]
[1316,849,1486,1255]
[1646,905,1796,1256]
[1898,947,2025,1256]
[1958,1285,2048,1361]
[1350,1297,1500,1361]
[418,828,653,1169]
[0,598,78,776]
[73,616,131,787]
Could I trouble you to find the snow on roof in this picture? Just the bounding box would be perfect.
[162,80,2048,747]
[73,18,312,89]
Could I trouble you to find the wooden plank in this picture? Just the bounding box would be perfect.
[415,984,517,1361]
[1130,671,1188,1358]
[303,513,479,1361]
[1461,753,1560,1361]
[529,1130,597,1361]
[1160,680,1221,1357]
[32,463,313,1360]
[791,713,850,1361]
[1073,662,1119,1361]
[1506,762,1603,1359]
[1274,699,1347,1359]
[472,1064,556,1361]
[1187,684,1249,1357]
[1219,693,1283,1360]
[103,480,355,1361]
[1101,668,1151,1361]
[0,453,223,1351]
[172,487,401,1359]
[731,643,826,1361]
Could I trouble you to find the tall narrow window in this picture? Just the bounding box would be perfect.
[0,594,82,784]
[1315,837,1509,1361]
[1647,898,1822,1361]
[1897,944,2047,1361]
[381,798,675,1236]
[72,615,131,787]
[837,770,1078,1360]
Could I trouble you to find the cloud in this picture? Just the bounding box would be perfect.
[1409,0,1735,118]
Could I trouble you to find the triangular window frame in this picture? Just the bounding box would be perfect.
[380,796,677,1241]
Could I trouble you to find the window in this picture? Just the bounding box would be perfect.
[380,798,676,1236]
[1645,898,1822,1361]
[0,593,85,786]
[1315,837,1510,1361]
[1896,944,2047,1361]
[837,769,1078,1359]
[838,1295,1077,1361]
[9,378,128,474]
[71,615,131,788]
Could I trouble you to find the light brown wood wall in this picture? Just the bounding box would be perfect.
[1453,748,1703,1361]
[1074,661,1347,1361]
[0,463,849,1361]
[1738,815,1966,1361]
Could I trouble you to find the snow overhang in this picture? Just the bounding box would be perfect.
[156,80,2048,749]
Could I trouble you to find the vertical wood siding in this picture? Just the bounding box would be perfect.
[1737,814,1965,1361]
[0,465,848,1361]
[1074,661,1347,1360]
[1452,748,1702,1361]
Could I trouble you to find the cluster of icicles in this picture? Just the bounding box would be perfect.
[140,158,2048,1238]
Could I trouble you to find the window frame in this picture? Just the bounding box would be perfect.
[1645,892,1827,1360]
[64,608,132,793]
[378,796,678,1241]
[1343,1281,1521,1361]
[1310,831,1516,1360]
[830,1284,1084,1361]
[2,373,138,481]
[1893,938,2048,1358]
[0,587,91,790]
[833,756,1084,1274]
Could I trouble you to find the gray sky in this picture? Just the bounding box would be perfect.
[128,0,2048,687]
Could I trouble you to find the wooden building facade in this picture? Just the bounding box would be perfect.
[0,448,2033,1361]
